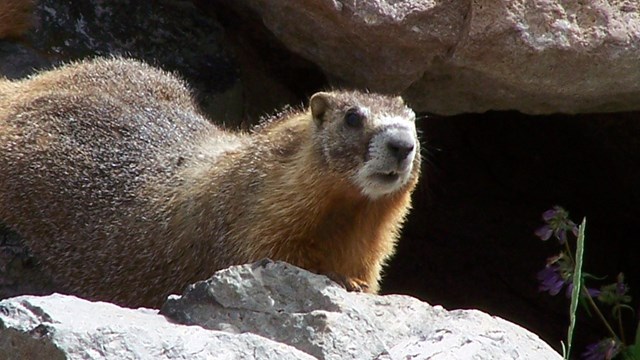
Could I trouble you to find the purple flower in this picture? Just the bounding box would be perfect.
[582,338,620,360]
[615,273,627,297]
[565,283,601,298]
[556,228,568,244]
[535,206,579,244]
[535,225,553,241]
[537,265,566,296]
[597,273,632,305]
[571,224,579,237]
[542,208,558,222]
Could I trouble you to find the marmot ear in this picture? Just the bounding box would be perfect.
[310,92,333,125]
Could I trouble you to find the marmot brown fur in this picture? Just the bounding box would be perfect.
[0,58,421,307]
[0,0,34,39]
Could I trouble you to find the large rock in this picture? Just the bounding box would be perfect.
[161,260,561,360]
[0,293,313,360]
[0,260,561,359]
[237,0,640,114]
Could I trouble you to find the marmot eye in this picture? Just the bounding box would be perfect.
[344,109,363,128]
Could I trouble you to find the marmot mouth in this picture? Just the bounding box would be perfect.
[372,171,400,183]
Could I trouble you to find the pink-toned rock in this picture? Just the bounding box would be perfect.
[240,0,640,114]
[236,0,465,93]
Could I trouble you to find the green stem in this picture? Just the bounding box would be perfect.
[582,285,620,343]
[563,241,575,266]
[563,233,619,343]
[616,305,626,344]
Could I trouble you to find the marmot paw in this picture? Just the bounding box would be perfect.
[322,271,369,292]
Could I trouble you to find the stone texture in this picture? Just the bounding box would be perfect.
[0,0,243,124]
[232,0,464,95]
[0,293,314,360]
[161,260,561,360]
[0,260,563,359]
[238,0,640,114]
[0,41,50,80]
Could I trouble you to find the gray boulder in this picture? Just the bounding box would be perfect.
[161,260,561,360]
[0,292,313,360]
[0,260,561,359]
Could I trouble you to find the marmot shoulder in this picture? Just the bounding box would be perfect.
[0,57,421,307]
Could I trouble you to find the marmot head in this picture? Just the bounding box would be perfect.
[310,90,420,199]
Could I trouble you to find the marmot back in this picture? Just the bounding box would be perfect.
[0,58,421,307]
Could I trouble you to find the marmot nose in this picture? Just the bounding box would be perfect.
[386,137,415,162]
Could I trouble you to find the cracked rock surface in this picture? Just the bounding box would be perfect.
[0,260,560,359]
[0,293,313,360]
[161,260,561,360]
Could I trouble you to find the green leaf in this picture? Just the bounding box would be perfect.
[582,272,607,281]
[566,217,586,359]
[612,304,636,320]
[624,344,640,360]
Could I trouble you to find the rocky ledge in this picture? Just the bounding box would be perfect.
[0,260,560,359]
[235,0,640,114]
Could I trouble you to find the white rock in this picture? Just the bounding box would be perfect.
[161,260,562,360]
[0,260,561,359]
[0,293,314,360]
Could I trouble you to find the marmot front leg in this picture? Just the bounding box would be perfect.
[321,271,370,292]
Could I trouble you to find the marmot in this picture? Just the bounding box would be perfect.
[0,0,34,39]
[0,58,421,308]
